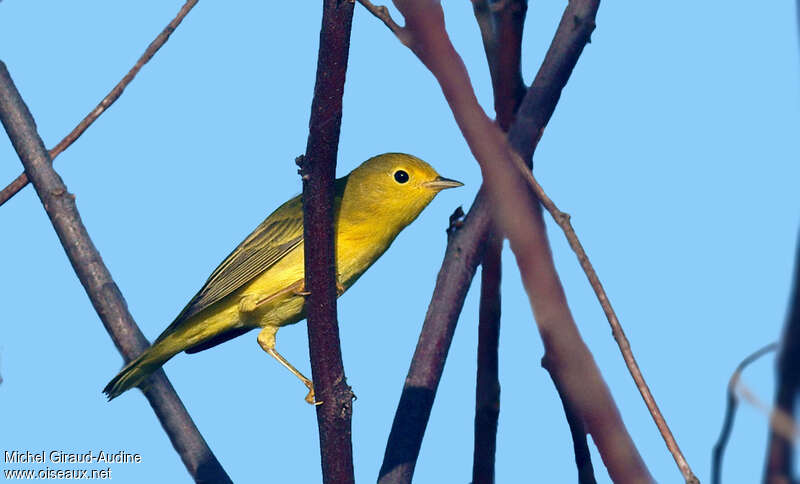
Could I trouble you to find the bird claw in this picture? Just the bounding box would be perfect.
[304,383,322,406]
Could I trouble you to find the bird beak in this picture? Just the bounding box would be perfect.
[424,176,464,190]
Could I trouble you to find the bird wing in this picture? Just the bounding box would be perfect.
[164,194,306,334]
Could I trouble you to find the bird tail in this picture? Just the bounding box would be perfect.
[103,340,178,400]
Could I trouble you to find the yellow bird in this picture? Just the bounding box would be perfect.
[104,153,462,404]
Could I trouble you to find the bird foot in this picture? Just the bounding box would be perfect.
[304,381,322,406]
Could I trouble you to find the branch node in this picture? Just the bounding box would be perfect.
[356,0,409,45]
[447,206,466,235]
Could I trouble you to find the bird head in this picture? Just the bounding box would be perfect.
[341,153,462,233]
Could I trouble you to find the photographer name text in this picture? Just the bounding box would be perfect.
[4,450,141,465]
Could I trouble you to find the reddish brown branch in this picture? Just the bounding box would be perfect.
[0,61,230,484]
[360,0,697,482]
[520,158,693,483]
[0,0,198,207]
[361,0,635,481]
[298,1,356,483]
[765,235,800,484]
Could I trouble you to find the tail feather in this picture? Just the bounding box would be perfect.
[103,346,175,400]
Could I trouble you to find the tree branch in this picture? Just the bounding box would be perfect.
[361,0,698,481]
[0,0,198,207]
[361,0,636,481]
[298,1,356,483]
[378,196,492,484]
[473,232,502,484]
[765,234,800,484]
[711,342,778,484]
[469,2,527,482]
[470,0,527,131]
[0,60,230,484]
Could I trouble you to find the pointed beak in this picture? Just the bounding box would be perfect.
[424,176,464,191]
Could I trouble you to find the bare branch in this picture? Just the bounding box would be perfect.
[712,342,778,484]
[518,156,692,483]
[765,235,800,484]
[473,233,502,484]
[299,1,356,482]
[0,0,198,207]
[471,0,527,131]
[365,0,700,481]
[0,60,230,484]
[378,196,492,484]
[469,3,528,481]
[552,379,598,484]
[355,0,410,44]
[368,0,641,481]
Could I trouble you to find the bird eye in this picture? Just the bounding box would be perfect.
[394,170,409,184]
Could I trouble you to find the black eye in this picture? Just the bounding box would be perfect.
[394,170,409,184]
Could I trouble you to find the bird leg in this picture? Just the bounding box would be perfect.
[257,325,321,406]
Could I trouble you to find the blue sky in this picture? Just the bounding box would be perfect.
[1,1,798,482]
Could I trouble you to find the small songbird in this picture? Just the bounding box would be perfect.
[104,153,462,404]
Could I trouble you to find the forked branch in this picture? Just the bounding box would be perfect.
[360,0,696,482]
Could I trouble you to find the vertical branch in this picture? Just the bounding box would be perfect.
[361,0,686,482]
[0,61,230,484]
[470,2,527,482]
[552,381,598,484]
[765,235,800,484]
[357,0,622,480]
[378,196,492,484]
[472,232,502,484]
[298,1,356,483]
[471,0,528,131]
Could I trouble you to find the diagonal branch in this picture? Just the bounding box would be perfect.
[0,0,198,208]
[298,1,356,483]
[362,0,698,482]
[0,61,230,484]
[359,0,636,481]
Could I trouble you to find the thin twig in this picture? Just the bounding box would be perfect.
[737,383,799,443]
[0,0,198,207]
[517,155,695,483]
[0,60,230,484]
[356,0,409,44]
[299,1,356,483]
[766,234,800,484]
[712,342,778,484]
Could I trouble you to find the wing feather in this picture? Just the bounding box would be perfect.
[157,176,349,342]
[165,195,305,331]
